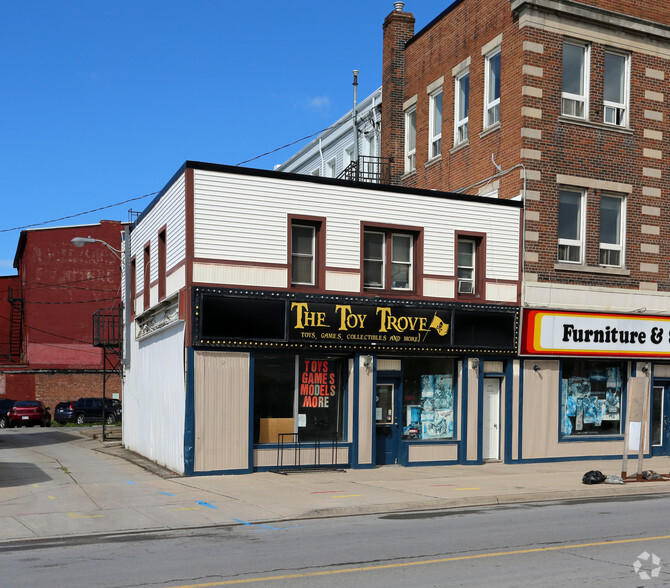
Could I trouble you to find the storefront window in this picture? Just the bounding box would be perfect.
[561,360,624,437]
[253,354,346,444]
[402,358,456,440]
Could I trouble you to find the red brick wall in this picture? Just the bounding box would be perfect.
[35,372,122,411]
[382,0,670,291]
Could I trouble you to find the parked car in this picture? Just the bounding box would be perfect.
[0,399,17,428]
[54,401,76,425]
[72,398,122,425]
[8,401,51,428]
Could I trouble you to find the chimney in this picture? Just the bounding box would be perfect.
[381,3,415,185]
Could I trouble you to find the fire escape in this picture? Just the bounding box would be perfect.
[6,287,24,363]
[92,304,123,441]
[337,156,393,184]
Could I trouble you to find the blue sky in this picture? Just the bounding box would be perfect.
[0,1,453,272]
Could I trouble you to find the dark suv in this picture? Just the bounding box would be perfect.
[72,398,122,425]
[0,399,17,428]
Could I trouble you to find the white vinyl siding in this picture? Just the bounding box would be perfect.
[192,169,520,282]
[130,173,187,308]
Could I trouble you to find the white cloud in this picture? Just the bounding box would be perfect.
[307,96,331,110]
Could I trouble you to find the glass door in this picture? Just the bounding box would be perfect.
[375,377,401,465]
[652,384,670,456]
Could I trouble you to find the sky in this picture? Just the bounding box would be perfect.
[0,0,456,273]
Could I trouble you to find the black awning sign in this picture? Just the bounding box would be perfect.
[290,301,451,346]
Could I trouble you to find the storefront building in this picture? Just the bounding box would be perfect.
[122,162,522,475]
[191,288,518,472]
[520,309,670,462]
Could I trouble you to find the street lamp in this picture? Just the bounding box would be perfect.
[71,235,124,442]
[71,236,122,260]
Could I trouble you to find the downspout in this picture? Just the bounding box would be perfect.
[353,70,359,172]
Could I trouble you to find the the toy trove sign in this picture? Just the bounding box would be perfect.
[522,309,670,357]
[289,301,450,347]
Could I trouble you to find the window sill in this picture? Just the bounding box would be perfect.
[401,169,417,180]
[450,141,469,155]
[479,122,501,139]
[554,262,630,276]
[558,116,634,136]
[425,154,442,169]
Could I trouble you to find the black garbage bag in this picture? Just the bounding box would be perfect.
[582,470,606,484]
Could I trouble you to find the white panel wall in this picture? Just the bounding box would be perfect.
[123,322,186,474]
[130,173,187,302]
[193,170,520,282]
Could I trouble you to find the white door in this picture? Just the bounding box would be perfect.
[482,378,500,460]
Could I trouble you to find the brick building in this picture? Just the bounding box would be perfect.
[381,1,670,461]
[0,221,123,411]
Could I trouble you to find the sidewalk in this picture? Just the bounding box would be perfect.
[2,428,670,544]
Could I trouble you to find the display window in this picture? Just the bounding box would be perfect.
[560,359,624,437]
[401,357,456,440]
[253,354,346,444]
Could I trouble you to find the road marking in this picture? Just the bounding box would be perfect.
[168,533,670,587]
[127,481,136,485]
[310,490,346,494]
[67,512,104,519]
[48,496,56,500]
[159,492,175,496]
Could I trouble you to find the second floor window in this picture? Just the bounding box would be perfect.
[558,189,585,263]
[405,107,416,173]
[599,195,624,266]
[455,71,469,145]
[457,239,476,294]
[364,230,413,291]
[562,41,589,119]
[603,51,629,126]
[291,224,316,286]
[484,49,501,127]
[429,89,443,158]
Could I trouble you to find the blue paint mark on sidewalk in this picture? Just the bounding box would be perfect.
[126,481,136,485]
[159,492,175,496]
[197,501,217,509]
[233,518,300,531]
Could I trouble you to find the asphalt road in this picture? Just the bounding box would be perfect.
[2,494,670,587]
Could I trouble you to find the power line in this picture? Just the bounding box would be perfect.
[0,191,158,233]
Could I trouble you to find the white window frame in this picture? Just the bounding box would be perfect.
[405,106,417,173]
[457,239,476,294]
[558,188,586,264]
[429,89,443,159]
[603,50,629,127]
[363,230,413,291]
[326,159,337,178]
[599,194,625,267]
[562,41,590,120]
[454,70,469,145]
[291,224,316,286]
[484,48,501,128]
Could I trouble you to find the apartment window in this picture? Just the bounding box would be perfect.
[130,257,136,318]
[562,41,589,119]
[364,230,414,291]
[603,51,629,126]
[558,189,585,263]
[158,228,166,301]
[484,49,501,127]
[344,145,354,168]
[455,71,469,144]
[599,195,624,266]
[326,159,337,178]
[429,89,443,158]
[291,223,317,286]
[457,239,476,294]
[405,107,416,172]
[143,243,151,310]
